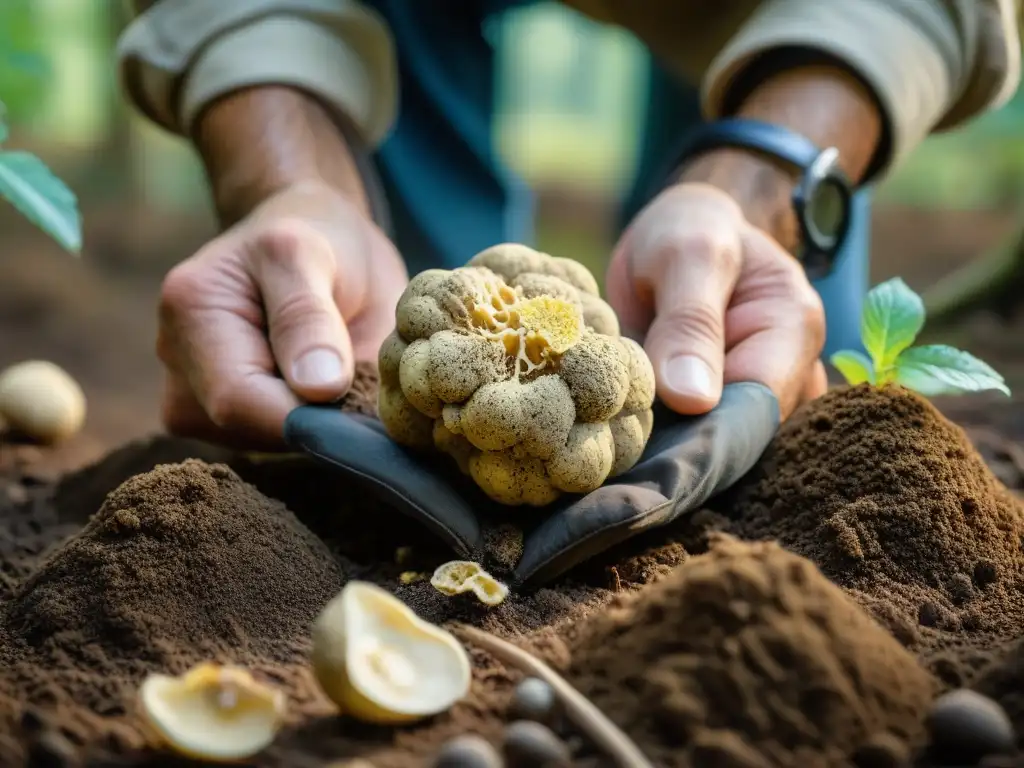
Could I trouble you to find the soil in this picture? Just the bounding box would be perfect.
[3,200,1024,767]
[0,375,1022,768]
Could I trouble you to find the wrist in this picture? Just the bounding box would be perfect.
[675,147,800,252]
[194,86,371,228]
[669,61,882,255]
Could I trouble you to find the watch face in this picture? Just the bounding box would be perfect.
[806,178,846,248]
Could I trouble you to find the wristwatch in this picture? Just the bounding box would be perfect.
[665,118,854,280]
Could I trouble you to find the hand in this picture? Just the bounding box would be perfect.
[606,182,827,421]
[284,381,779,586]
[157,181,408,449]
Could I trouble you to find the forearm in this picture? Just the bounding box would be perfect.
[194,86,371,228]
[678,62,883,253]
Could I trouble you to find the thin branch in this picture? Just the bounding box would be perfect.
[458,625,655,768]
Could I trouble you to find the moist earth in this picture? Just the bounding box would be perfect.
[0,371,1023,767]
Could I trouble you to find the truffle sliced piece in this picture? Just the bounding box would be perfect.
[139,663,286,762]
[311,581,472,724]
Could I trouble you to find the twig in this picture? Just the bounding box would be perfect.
[458,625,655,768]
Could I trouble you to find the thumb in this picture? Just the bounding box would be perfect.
[249,221,355,402]
[640,234,741,415]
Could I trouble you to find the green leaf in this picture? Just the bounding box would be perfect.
[860,278,926,371]
[0,50,48,79]
[0,119,6,146]
[894,344,1010,397]
[829,349,875,385]
[0,150,81,252]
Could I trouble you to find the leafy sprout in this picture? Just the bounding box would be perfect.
[830,277,1010,397]
[0,95,82,254]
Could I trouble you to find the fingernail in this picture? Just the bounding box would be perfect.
[293,348,345,388]
[663,355,716,399]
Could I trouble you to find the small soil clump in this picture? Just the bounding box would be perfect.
[568,535,936,767]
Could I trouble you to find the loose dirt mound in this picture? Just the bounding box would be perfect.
[715,385,1024,686]
[5,460,344,664]
[0,458,346,759]
[0,381,1023,766]
[569,535,935,767]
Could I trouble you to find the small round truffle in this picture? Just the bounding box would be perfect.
[0,360,86,444]
[502,720,571,767]
[926,689,1015,764]
[433,734,503,768]
[509,677,558,724]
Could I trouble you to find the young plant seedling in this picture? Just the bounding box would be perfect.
[0,99,81,253]
[830,277,1010,397]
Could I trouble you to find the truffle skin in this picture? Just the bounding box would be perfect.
[381,244,657,506]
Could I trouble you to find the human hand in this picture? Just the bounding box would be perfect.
[606,182,828,421]
[157,181,408,449]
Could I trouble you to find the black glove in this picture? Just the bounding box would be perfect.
[283,381,779,587]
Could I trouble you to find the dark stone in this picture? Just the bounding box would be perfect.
[503,720,571,767]
[432,734,503,768]
[509,677,558,724]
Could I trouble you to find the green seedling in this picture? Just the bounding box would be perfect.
[831,277,1010,397]
[0,99,81,253]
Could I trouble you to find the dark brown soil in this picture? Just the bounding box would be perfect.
[4,200,1024,767]
[569,535,936,767]
[0,378,1023,768]
[714,385,1024,685]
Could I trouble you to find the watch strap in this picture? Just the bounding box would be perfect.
[662,118,854,279]
[670,117,828,173]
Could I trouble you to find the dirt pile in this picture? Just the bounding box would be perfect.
[711,384,1024,683]
[568,535,936,767]
[5,459,344,664]
[0,381,1022,766]
[0,459,346,759]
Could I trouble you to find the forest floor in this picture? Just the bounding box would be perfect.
[1,198,1024,767]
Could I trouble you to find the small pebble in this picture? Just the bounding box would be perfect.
[973,559,999,588]
[927,689,1015,765]
[432,734,502,768]
[503,720,571,767]
[509,677,558,723]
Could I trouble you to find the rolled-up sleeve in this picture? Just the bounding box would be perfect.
[116,0,399,147]
[701,0,1022,176]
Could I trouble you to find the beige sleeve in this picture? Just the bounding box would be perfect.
[702,0,1022,176]
[116,0,399,147]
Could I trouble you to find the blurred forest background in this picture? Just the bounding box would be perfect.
[2,0,1024,467]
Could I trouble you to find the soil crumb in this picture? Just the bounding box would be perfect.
[717,385,1024,683]
[569,535,936,767]
[344,361,381,419]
